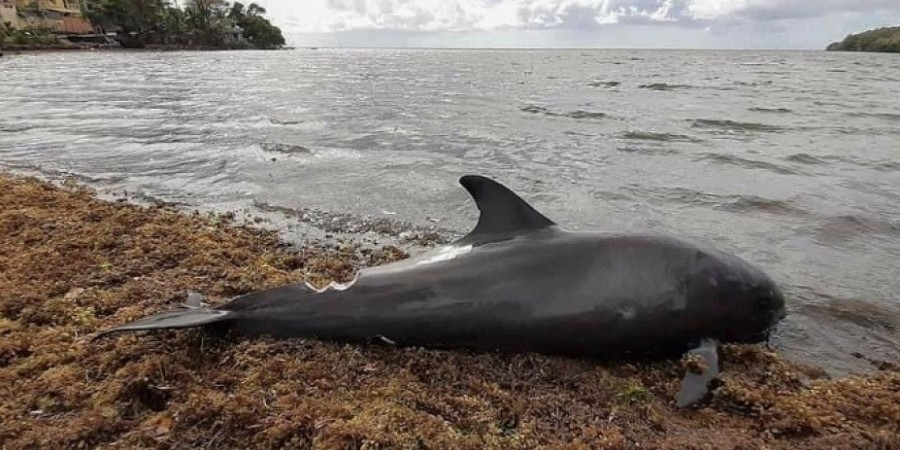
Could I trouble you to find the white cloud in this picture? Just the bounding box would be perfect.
[257,0,900,33]
[687,0,745,20]
[253,0,900,49]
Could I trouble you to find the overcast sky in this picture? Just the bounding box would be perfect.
[254,0,900,49]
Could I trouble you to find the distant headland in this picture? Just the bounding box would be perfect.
[0,0,285,52]
[827,26,900,53]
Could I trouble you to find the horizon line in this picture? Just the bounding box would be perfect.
[286,45,827,52]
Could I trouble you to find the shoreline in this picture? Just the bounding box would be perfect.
[1,45,292,54]
[1,173,897,449]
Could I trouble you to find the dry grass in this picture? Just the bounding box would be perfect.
[1,174,897,449]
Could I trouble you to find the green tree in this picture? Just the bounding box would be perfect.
[81,0,284,49]
[227,1,284,49]
[84,0,169,47]
[183,0,231,47]
[827,26,900,53]
[158,6,187,45]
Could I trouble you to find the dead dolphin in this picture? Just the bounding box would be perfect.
[99,175,786,406]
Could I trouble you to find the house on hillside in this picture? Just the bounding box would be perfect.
[1,0,19,28]
[8,0,92,34]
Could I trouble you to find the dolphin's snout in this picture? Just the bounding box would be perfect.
[742,266,786,332]
[709,251,786,340]
[760,282,787,326]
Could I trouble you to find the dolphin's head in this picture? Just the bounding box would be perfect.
[748,271,787,329]
[715,253,787,341]
[687,246,786,343]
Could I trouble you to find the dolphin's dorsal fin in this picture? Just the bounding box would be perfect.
[456,175,556,244]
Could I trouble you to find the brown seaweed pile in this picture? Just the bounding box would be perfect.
[1,174,898,449]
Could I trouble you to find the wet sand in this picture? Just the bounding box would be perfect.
[1,173,897,449]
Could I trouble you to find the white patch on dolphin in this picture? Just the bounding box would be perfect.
[617,307,637,320]
[413,245,473,266]
[305,275,359,293]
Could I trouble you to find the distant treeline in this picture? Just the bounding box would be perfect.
[827,26,900,53]
[85,0,285,49]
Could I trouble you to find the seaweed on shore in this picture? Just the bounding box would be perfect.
[0,174,897,450]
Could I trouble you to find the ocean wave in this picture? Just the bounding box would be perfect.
[638,83,691,91]
[616,146,680,156]
[698,153,799,175]
[0,162,126,185]
[815,214,900,242]
[715,195,804,215]
[868,160,900,172]
[627,186,805,215]
[261,142,314,155]
[0,124,37,133]
[621,130,700,142]
[125,191,192,208]
[691,118,784,133]
[784,153,828,165]
[521,105,607,120]
[253,201,453,242]
[566,110,608,119]
[783,152,899,172]
[587,80,621,88]
[520,105,551,115]
[269,118,305,125]
[562,131,597,137]
[831,155,900,172]
[749,107,792,114]
[802,298,900,333]
[846,112,900,122]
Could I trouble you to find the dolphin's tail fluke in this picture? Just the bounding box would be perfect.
[95,293,235,339]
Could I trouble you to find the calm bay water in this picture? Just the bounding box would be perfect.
[1,49,898,374]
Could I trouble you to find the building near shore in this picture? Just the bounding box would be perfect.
[1,0,18,29]
[3,0,92,34]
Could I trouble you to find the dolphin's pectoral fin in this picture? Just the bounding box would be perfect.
[94,302,234,339]
[456,175,557,245]
[377,334,398,345]
[675,338,720,408]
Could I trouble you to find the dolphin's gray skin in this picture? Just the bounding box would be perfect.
[100,175,786,405]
